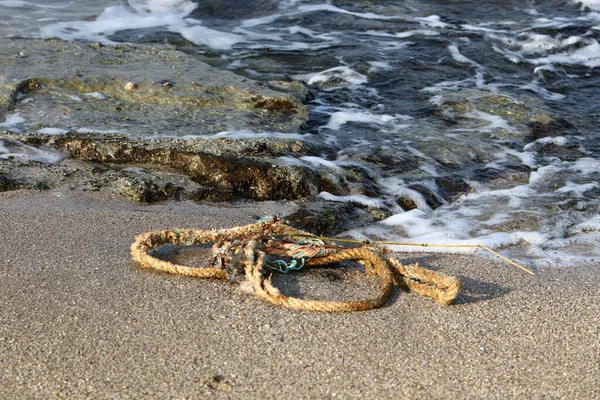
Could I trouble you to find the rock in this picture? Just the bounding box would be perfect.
[433,90,579,143]
[285,199,387,236]
[396,196,418,211]
[0,38,309,137]
[527,116,577,140]
[0,173,18,191]
[406,183,445,209]
[434,176,473,202]
[0,132,357,201]
[0,38,360,203]
[55,136,331,200]
[115,177,183,203]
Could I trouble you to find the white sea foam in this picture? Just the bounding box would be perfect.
[384,185,433,212]
[207,130,308,141]
[347,151,600,267]
[324,111,404,131]
[0,139,64,163]
[127,0,197,14]
[574,0,600,11]
[364,29,440,39]
[491,31,600,69]
[521,81,566,101]
[367,61,392,73]
[296,66,368,88]
[0,0,65,8]
[299,156,344,173]
[174,25,245,50]
[240,14,282,28]
[241,2,398,30]
[523,136,568,151]
[415,15,451,29]
[39,0,242,50]
[36,127,69,135]
[77,128,126,134]
[555,181,600,194]
[84,92,108,100]
[573,214,600,231]
[296,4,399,21]
[447,44,478,66]
[0,112,26,129]
[568,157,600,174]
[460,110,521,134]
[531,40,600,68]
[461,24,503,33]
[318,191,386,208]
[0,0,31,7]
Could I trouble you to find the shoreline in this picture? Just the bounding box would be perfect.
[0,190,598,398]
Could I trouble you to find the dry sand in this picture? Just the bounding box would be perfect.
[0,189,598,399]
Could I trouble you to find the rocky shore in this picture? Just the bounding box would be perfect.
[1,38,592,236]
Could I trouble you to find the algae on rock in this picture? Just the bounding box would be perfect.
[0,38,309,137]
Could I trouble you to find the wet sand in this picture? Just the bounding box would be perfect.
[0,190,598,399]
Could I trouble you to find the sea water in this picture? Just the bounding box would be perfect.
[1,0,600,268]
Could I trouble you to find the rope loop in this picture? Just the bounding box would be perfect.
[130,220,461,312]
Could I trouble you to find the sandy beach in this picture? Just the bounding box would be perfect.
[0,189,598,399]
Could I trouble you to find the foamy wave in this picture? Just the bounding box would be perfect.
[573,0,600,11]
[318,191,386,208]
[0,0,65,9]
[491,32,600,68]
[126,0,197,14]
[0,139,65,164]
[39,0,243,50]
[325,111,404,131]
[294,66,368,88]
[0,112,26,131]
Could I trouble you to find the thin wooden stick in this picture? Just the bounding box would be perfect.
[288,234,536,276]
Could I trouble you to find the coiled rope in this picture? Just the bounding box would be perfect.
[130,218,461,312]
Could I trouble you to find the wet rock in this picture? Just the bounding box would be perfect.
[524,136,587,162]
[473,166,530,190]
[534,141,587,162]
[527,117,577,140]
[0,173,18,191]
[341,164,382,197]
[434,176,473,202]
[360,151,420,173]
[396,196,418,211]
[395,178,471,211]
[115,177,183,203]
[286,199,387,236]
[57,137,323,200]
[0,169,49,191]
[191,0,279,20]
[433,90,579,142]
[407,183,445,209]
[0,38,308,137]
[0,133,353,201]
[488,212,543,233]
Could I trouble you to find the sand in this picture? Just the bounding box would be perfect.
[0,189,598,399]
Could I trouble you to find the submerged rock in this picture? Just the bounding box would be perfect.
[433,90,580,144]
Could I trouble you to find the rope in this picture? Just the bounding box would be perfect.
[130,218,461,312]
[291,234,536,276]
